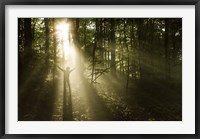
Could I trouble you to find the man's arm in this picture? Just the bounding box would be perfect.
[69,68,75,73]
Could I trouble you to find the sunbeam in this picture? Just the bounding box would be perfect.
[56,22,76,66]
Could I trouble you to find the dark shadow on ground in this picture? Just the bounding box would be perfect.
[127,77,182,121]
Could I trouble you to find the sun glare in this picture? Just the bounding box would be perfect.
[56,22,69,39]
[56,22,76,66]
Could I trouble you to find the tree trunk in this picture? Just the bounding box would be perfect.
[91,19,98,83]
[130,19,136,79]
[124,19,130,90]
[18,18,23,87]
[99,19,104,66]
[24,18,33,67]
[164,19,170,79]
[119,33,122,74]
[53,19,57,85]
[110,19,116,75]
[136,19,143,79]
[83,20,87,48]
[44,18,50,68]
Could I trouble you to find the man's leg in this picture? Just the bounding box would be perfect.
[67,80,72,120]
[67,81,71,93]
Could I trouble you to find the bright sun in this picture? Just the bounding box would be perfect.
[56,22,69,39]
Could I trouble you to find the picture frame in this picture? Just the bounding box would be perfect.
[0,0,200,138]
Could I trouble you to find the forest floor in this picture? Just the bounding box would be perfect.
[19,65,182,121]
[50,69,182,121]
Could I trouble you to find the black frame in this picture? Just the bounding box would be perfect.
[0,0,200,138]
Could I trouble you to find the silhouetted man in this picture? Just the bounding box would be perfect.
[55,65,74,120]
[56,65,75,92]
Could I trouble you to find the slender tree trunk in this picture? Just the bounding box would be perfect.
[119,34,122,74]
[44,18,50,69]
[18,18,23,87]
[136,19,143,79]
[76,18,82,70]
[122,47,124,74]
[148,19,154,77]
[172,30,176,65]
[130,19,135,79]
[91,19,98,83]
[164,19,170,79]
[124,19,129,90]
[99,19,104,66]
[83,20,87,48]
[18,18,23,50]
[103,22,107,68]
[24,18,33,67]
[110,19,116,75]
[53,19,57,87]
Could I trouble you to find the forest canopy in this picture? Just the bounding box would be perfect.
[18,18,182,121]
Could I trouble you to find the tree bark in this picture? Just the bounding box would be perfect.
[24,18,33,67]
[124,19,130,90]
[44,18,50,68]
[110,19,116,75]
[91,19,98,83]
[164,19,170,79]
[136,19,143,79]
[53,18,57,85]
